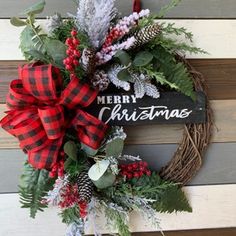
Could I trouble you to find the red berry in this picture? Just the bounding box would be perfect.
[146,170,151,176]
[140,161,148,167]
[70,73,77,80]
[71,29,77,37]
[127,173,133,179]
[65,38,73,46]
[72,38,80,46]
[66,49,73,56]
[132,163,138,169]
[65,64,73,71]
[139,166,145,171]
[73,50,81,57]
[133,172,140,178]
[73,59,79,66]
[127,165,133,171]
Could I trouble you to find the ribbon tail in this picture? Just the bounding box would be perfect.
[28,137,63,170]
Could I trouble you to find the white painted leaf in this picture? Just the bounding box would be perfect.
[88,159,110,181]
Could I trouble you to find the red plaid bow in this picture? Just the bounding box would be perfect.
[1,63,108,169]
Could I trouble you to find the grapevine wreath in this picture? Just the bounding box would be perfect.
[1,0,213,235]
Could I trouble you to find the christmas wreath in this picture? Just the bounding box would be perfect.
[1,0,213,235]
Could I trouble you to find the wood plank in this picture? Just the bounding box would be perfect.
[1,100,235,148]
[1,143,236,193]
[132,228,236,236]
[0,185,235,235]
[1,59,236,101]
[1,19,236,59]
[1,0,236,19]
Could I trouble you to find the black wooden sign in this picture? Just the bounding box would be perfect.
[86,92,206,125]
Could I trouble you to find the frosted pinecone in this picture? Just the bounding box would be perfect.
[81,48,96,74]
[77,171,93,202]
[132,23,161,48]
[92,70,110,91]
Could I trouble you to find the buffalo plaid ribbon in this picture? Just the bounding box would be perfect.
[0,63,108,169]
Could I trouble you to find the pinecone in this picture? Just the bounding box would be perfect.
[91,70,110,91]
[132,23,161,48]
[77,171,93,202]
[81,48,96,77]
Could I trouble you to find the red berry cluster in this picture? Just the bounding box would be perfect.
[119,161,151,179]
[78,201,88,219]
[102,28,123,49]
[59,184,79,209]
[63,29,81,79]
[49,159,64,178]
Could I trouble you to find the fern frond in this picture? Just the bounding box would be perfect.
[147,45,195,99]
[19,162,54,218]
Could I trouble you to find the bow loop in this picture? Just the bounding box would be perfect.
[60,77,98,109]
[73,110,108,150]
[7,80,38,109]
[20,64,63,103]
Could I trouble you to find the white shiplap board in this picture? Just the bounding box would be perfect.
[0,20,236,60]
[0,185,236,236]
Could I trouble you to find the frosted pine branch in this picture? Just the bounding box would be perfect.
[46,13,63,35]
[43,175,69,206]
[120,155,141,162]
[76,0,116,48]
[107,65,131,91]
[131,73,160,98]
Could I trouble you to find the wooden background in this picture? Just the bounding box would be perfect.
[0,0,236,235]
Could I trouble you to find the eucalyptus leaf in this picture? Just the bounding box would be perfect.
[10,17,27,27]
[81,143,98,157]
[117,69,132,81]
[92,171,116,189]
[22,0,46,15]
[45,39,66,67]
[133,51,153,67]
[106,138,124,158]
[88,159,110,181]
[115,50,131,66]
[64,141,78,161]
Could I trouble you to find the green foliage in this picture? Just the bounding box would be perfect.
[104,204,130,236]
[22,0,45,15]
[92,171,116,189]
[20,25,46,60]
[10,17,27,27]
[64,151,88,178]
[59,205,80,224]
[157,36,207,55]
[117,69,132,81]
[157,0,182,18]
[19,162,54,218]
[45,39,67,68]
[101,173,191,214]
[146,45,195,99]
[106,138,124,158]
[64,141,78,161]
[153,185,192,213]
[133,51,153,67]
[161,22,193,41]
[115,50,131,66]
